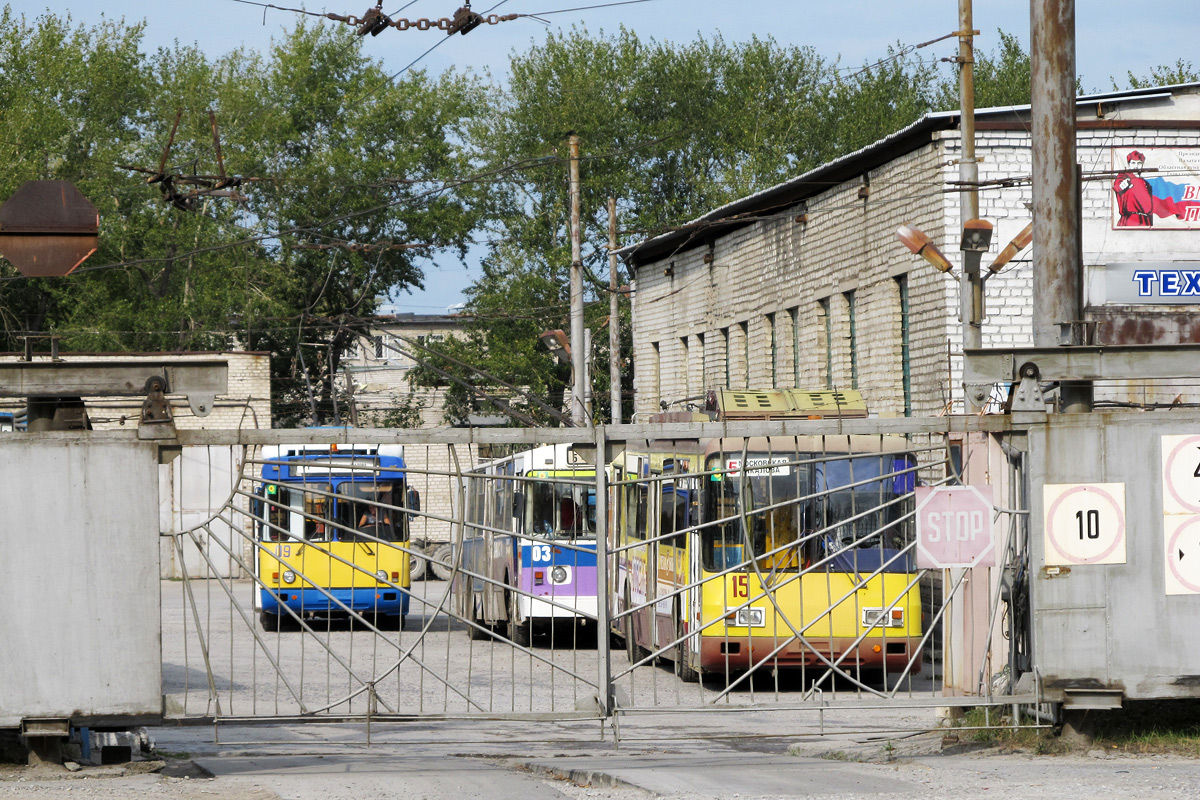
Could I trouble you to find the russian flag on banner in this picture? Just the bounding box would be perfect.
[1147,177,1200,220]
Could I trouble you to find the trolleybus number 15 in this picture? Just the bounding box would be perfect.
[732,574,749,598]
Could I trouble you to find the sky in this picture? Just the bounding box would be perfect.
[7,0,1199,313]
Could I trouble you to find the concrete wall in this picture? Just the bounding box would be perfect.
[0,436,161,727]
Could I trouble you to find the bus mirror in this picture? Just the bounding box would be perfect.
[406,488,421,513]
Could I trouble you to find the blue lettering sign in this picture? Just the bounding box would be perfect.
[1132,270,1158,296]
[1182,271,1200,296]
[1161,271,1181,295]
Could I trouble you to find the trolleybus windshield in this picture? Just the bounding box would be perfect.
[700,452,915,572]
[525,478,596,539]
[336,481,405,542]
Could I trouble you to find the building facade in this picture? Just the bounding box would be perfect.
[623,85,1200,418]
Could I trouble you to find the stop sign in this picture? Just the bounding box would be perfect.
[914,485,996,568]
[0,181,98,277]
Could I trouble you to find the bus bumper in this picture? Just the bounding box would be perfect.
[698,635,923,674]
[261,587,409,619]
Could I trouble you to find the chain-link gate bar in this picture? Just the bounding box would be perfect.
[160,421,1048,743]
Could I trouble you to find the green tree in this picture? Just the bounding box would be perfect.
[0,9,483,425]
[1124,59,1199,90]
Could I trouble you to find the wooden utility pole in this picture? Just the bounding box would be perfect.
[607,197,622,425]
[1031,0,1091,410]
[568,134,587,427]
[958,0,982,353]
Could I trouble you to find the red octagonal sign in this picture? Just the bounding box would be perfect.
[914,485,996,568]
[0,181,99,277]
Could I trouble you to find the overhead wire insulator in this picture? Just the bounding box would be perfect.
[447,5,484,36]
[356,6,392,36]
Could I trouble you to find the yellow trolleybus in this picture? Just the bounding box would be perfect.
[611,389,924,683]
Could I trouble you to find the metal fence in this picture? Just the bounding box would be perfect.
[160,418,1047,740]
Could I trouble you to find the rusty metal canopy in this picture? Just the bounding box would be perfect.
[0,181,99,277]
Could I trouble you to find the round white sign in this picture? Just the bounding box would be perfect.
[1161,434,1200,516]
[1043,483,1127,566]
[1165,515,1200,595]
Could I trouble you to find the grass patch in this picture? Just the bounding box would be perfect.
[957,700,1200,756]
[1088,700,1200,756]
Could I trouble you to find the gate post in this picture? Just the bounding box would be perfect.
[593,426,613,719]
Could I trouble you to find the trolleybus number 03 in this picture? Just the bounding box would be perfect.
[530,544,553,562]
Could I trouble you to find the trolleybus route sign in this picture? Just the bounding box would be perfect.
[1043,483,1127,566]
[914,485,997,569]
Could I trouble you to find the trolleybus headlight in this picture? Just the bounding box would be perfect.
[862,607,903,628]
[551,566,568,584]
[376,570,388,582]
[281,570,296,584]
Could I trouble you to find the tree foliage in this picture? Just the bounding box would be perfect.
[414,28,1034,425]
[0,8,483,424]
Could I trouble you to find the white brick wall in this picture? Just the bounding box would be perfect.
[632,104,1200,418]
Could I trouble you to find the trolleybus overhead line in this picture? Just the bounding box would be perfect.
[119,110,261,212]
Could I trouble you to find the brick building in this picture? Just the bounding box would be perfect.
[621,84,1200,418]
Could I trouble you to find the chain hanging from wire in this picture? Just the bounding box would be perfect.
[330,3,513,36]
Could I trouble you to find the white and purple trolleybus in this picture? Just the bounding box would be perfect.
[454,444,599,647]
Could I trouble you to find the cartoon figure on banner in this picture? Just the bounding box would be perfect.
[1112,149,1200,228]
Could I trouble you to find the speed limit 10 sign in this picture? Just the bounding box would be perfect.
[1043,483,1127,566]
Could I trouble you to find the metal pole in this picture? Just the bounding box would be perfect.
[568,134,587,426]
[1031,0,1091,410]
[608,197,622,425]
[593,425,613,721]
[958,0,983,350]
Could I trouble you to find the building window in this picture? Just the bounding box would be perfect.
[373,336,383,360]
[844,290,858,390]
[697,332,706,394]
[739,321,749,389]
[766,312,777,388]
[721,327,730,388]
[789,306,800,388]
[680,336,690,398]
[651,341,661,409]
[896,275,912,416]
[818,298,832,389]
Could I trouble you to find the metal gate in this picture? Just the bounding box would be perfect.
[161,419,1045,739]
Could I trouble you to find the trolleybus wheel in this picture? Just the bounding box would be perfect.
[675,617,700,683]
[260,611,281,632]
[508,591,531,648]
[467,598,489,640]
[408,540,427,581]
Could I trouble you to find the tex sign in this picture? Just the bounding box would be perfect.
[914,485,997,569]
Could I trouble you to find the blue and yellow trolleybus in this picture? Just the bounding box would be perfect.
[254,443,417,631]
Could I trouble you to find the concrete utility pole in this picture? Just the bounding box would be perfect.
[607,197,622,425]
[567,134,587,427]
[1031,0,1092,410]
[958,0,983,352]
